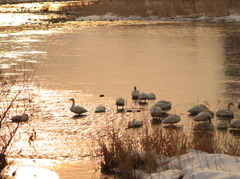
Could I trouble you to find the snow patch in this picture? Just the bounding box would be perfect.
[76,13,240,22]
[144,150,240,179]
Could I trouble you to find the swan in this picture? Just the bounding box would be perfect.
[192,110,214,122]
[95,105,106,113]
[193,121,214,131]
[216,102,234,117]
[131,86,140,99]
[217,120,229,130]
[69,98,88,115]
[229,119,240,128]
[162,114,181,125]
[238,99,240,108]
[153,100,171,111]
[116,97,125,110]
[11,114,29,122]
[147,93,156,100]
[188,104,209,115]
[138,92,148,104]
[128,119,143,128]
[150,106,162,119]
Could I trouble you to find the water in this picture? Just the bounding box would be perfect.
[1,21,240,178]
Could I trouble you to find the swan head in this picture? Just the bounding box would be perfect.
[69,98,74,101]
[228,102,234,109]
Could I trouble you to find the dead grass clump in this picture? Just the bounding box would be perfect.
[97,126,191,178]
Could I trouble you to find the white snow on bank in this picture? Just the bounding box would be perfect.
[76,12,240,22]
[144,149,240,179]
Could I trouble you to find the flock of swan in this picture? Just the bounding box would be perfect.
[67,86,240,131]
[10,86,240,133]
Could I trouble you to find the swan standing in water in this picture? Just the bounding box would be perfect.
[138,92,148,104]
[216,102,234,117]
[116,97,125,110]
[131,86,140,99]
[69,98,88,115]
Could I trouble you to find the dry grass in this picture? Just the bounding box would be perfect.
[95,124,240,178]
[81,0,240,17]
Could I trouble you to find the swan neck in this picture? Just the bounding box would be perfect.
[71,99,75,108]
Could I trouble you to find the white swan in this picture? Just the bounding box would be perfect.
[217,120,229,130]
[147,93,156,100]
[95,105,106,113]
[193,121,214,131]
[188,104,209,115]
[192,110,214,122]
[216,102,234,117]
[131,86,140,99]
[150,106,162,119]
[128,119,143,128]
[162,114,181,125]
[116,97,125,110]
[70,98,88,115]
[11,114,29,122]
[138,92,148,104]
[229,119,240,128]
[153,100,171,111]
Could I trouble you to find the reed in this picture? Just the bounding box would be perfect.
[96,124,240,178]
[0,63,35,177]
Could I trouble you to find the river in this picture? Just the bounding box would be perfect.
[1,19,240,178]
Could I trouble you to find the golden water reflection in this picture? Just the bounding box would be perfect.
[1,21,240,178]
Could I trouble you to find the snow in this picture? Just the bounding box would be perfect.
[144,149,240,179]
[76,12,240,22]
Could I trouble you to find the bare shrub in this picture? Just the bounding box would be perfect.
[0,62,35,176]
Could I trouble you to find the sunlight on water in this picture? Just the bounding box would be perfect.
[1,21,240,178]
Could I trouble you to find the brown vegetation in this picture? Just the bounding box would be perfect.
[0,63,34,176]
[95,124,240,178]
[81,0,240,17]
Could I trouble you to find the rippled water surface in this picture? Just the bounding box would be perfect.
[1,21,240,178]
